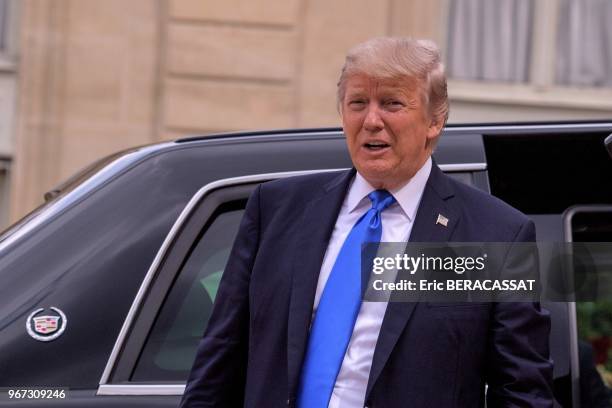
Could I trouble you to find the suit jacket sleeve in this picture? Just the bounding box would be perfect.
[485,219,555,407]
[179,185,262,408]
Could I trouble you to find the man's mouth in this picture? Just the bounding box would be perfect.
[364,142,390,151]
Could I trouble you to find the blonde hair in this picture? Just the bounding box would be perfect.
[337,37,449,127]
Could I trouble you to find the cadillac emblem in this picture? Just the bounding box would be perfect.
[26,307,67,342]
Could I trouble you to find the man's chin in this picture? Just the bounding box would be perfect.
[357,168,398,189]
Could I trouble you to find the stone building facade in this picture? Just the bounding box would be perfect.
[4,0,612,223]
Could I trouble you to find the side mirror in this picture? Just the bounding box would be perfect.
[606,133,612,159]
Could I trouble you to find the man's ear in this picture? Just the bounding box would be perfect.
[427,116,444,141]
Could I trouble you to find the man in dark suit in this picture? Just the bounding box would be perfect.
[180,37,554,407]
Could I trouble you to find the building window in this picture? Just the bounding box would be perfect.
[0,0,7,53]
[447,0,612,88]
[447,0,534,83]
[0,0,16,228]
[556,0,612,87]
[0,0,17,66]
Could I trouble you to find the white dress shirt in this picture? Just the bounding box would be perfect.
[311,157,432,408]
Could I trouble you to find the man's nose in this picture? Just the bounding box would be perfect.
[363,105,384,131]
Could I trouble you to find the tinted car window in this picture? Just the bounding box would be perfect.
[0,147,143,252]
[131,207,244,381]
[572,211,612,406]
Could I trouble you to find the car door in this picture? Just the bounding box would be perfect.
[96,171,319,407]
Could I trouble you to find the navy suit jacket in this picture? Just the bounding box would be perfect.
[180,164,554,408]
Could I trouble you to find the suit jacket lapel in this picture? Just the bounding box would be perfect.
[287,169,355,398]
[365,164,461,398]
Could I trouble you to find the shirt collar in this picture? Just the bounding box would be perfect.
[346,157,432,222]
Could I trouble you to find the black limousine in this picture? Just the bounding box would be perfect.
[0,123,611,407]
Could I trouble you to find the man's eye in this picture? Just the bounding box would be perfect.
[382,100,404,111]
[348,100,366,108]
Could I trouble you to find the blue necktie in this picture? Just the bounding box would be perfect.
[297,189,396,407]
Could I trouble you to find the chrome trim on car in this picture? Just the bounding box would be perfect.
[97,384,185,396]
[446,122,612,133]
[98,164,487,395]
[439,163,486,172]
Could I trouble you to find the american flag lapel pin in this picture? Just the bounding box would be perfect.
[436,214,449,227]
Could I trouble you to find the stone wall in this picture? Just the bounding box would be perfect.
[7,0,454,220]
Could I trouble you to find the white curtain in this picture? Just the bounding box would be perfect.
[447,0,534,83]
[556,0,612,87]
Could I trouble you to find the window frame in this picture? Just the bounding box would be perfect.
[129,201,248,382]
[117,185,254,384]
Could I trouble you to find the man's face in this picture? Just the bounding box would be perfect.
[341,74,442,190]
